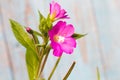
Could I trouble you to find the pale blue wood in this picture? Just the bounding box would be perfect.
[0,0,29,80]
[0,0,120,80]
[92,0,120,80]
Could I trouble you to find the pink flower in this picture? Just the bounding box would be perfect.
[50,1,69,21]
[48,21,76,57]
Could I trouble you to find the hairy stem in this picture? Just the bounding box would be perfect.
[48,57,61,80]
[40,46,51,74]
[97,67,100,80]
[63,61,76,80]
[36,47,45,78]
[32,33,40,56]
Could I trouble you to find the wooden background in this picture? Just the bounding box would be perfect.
[0,0,120,80]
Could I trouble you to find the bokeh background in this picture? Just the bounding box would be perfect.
[0,0,120,80]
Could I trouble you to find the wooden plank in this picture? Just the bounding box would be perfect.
[0,0,28,80]
[1,0,120,80]
[67,0,104,80]
[0,1,14,80]
[92,0,120,80]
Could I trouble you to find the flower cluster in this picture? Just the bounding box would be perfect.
[49,1,76,57]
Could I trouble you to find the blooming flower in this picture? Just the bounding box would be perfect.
[50,1,69,21]
[48,21,76,57]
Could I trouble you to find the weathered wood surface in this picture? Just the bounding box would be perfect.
[0,0,120,80]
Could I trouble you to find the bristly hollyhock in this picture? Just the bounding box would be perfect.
[10,1,86,80]
[50,1,69,22]
[48,21,76,57]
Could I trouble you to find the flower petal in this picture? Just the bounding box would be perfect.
[52,21,66,34]
[60,24,74,37]
[50,1,56,14]
[48,21,65,39]
[50,1,61,16]
[50,42,58,48]
[53,21,74,37]
[54,3,61,16]
[53,48,63,57]
[51,42,63,57]
[65,37,76,47]
[48,29,55,41]
[56,9,66,18]
[60,37,76,54]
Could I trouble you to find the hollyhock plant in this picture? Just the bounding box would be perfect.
[10,1,86,80]
[50,1,69,21]
[48,21,76,57]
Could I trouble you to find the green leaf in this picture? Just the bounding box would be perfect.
[97,67,100,80]
[10,19,39,79]
[26,48,39,80]
[10,19,35,51]
[72,33,87,39]
[39,11,46,23]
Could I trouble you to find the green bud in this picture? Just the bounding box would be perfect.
[72,33,87,39]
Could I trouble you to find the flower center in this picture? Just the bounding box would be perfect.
[53,35,65,43]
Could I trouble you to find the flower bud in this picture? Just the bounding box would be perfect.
[26,27,33,34]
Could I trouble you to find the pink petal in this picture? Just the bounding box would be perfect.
[48,29,54,41]
[52,43,63,57]
[50,42,58,48]
[54,3,61,15]
[60,37,76,54]
[52,21,66,34]
[56,9,66,18]
[56,9,70,19]
[50,21,74,37]
[64,37,76,47]
[50,1,61,16]
[48,21,66,42]
[60,24,74,37]
[50,1,56,14]
[53,48,63,57]
[50,3,52,14]
[60,15,70,19]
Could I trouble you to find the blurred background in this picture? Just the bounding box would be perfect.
[0,0,120,80]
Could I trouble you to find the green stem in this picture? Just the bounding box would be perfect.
[36,44,45,47]
[36,48,45,78]
[31,32,42,79]
[97,67,100,80]
[48,57,61,80]
[33,30,43,37]
[32,33,40,56]
[63,61,76,80]
[40,46,51,74]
